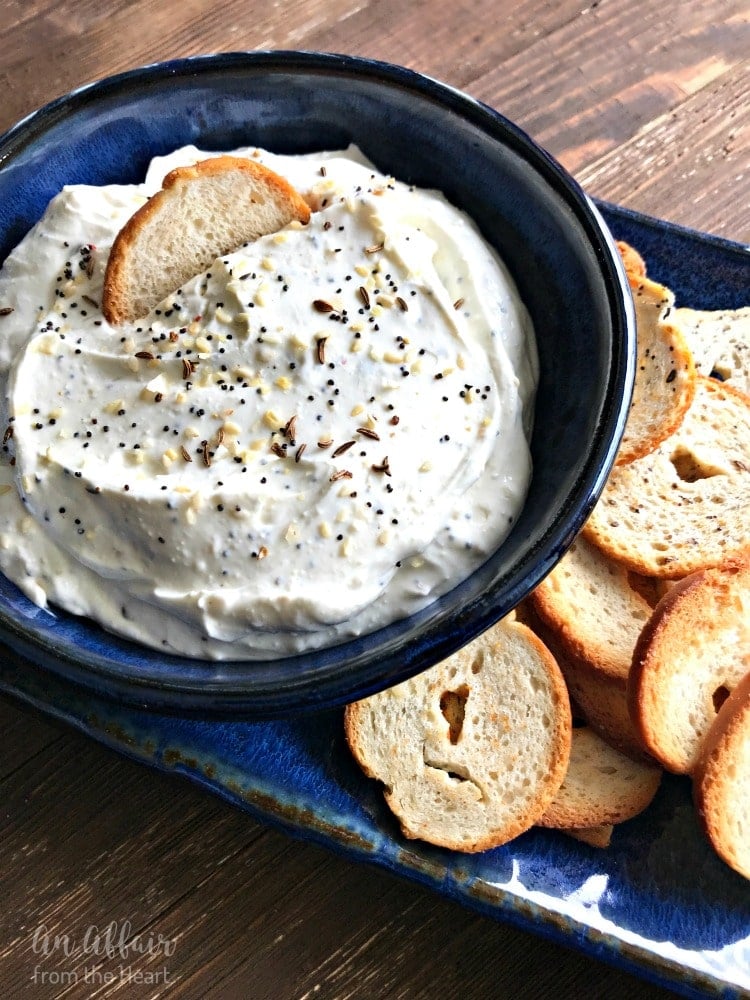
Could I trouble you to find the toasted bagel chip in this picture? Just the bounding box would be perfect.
[103,155,311,324]
[517,597,649,759]
[537,725,661,829]
[562,824,614,849]
[344,619,571,852]
[629,559,750,775]
[529,535,653,682]
[584,377,750,578]
[617,273,696,465]
[694,669,750,880]
[673,305,750,400]
[616,239,647,281]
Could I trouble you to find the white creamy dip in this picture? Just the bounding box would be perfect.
[0,146,537,659]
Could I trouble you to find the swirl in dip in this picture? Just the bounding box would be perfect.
[0,146,538,659]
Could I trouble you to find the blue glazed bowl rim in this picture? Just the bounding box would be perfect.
[0,51,636,716]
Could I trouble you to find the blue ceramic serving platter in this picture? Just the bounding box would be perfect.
[1,201,749,998]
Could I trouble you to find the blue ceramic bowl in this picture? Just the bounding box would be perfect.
[0,52,635,716]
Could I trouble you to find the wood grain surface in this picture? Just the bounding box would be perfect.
[1,0,748,997]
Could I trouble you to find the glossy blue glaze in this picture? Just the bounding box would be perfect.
[0,53,634,715]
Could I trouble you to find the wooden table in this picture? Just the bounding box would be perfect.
[1,2,748,997]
